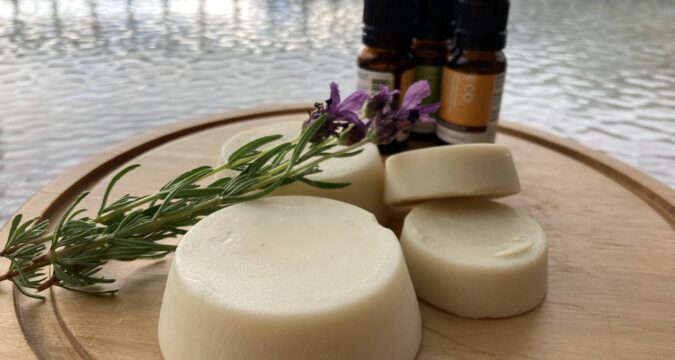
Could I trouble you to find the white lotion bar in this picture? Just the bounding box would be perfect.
[401,198,547,318]
[220,121,387,222]
[384,144,521,206]
[158,196,422,360]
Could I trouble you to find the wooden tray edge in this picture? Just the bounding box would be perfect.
[499,122,675,224]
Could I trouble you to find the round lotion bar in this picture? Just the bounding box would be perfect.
[401,198,547,318]
[158,196,422,360]
[220,121,387,222]
[384,144,521,206]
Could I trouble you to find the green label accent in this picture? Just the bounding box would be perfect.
[412,65,443,133]
[414,65,443,105]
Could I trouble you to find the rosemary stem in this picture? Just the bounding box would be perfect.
[0,258,51,282]
[0,236,107,284]
[0,135,370,288]
[256,138,368,189]
[0,235,51,256]
[93,138,297,224]
[94,194,161,223]
[36,275,58,292]
[0,197,221,283]
[0,141,298,257]
[249,137,340,185]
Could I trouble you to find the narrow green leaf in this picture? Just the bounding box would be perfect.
[297,143,336,163]
[6,214,23,246]
[67,209,88,222]
[160,166,213,192]
[98,164,141,216]
[113,210,145,237]
[12,281,45,300]
[52,192,90,250]
[227,134,284,165]
[153,167,212,221]
[335,148,364,158]
[174,188,223,198]
[57,284,118,296]
[11,218,48,245]
[207,177,232,188]
[243,142,295,176]
[296,177,351,189]
[292,115,327,164]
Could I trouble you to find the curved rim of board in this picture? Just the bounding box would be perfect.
[4,104,675,358]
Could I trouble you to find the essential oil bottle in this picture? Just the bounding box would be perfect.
[436,0,510,144]
[358,0,415,154]
[409,0,454,141]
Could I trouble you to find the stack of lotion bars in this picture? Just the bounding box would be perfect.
[158,121,547,360]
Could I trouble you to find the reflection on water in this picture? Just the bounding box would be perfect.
[0,0,674,221]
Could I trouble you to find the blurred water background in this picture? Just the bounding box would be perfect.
[1,0,674,222]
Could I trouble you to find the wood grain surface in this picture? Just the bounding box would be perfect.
[1,105,674,359]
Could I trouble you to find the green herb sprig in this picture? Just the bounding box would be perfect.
[0,116,367,299]
[1,80,439,299]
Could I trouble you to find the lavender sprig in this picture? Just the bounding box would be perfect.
[305,81,440,145]
[1,81,437,298]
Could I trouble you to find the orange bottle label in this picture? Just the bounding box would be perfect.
[438,69,505,129]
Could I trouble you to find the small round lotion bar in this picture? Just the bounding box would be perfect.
[158,196,422,360]
[220,121,387,222]
[384,144,521,206]
[401,198,547,318]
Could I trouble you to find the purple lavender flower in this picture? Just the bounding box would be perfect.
[363,86,400,144]
[366,81,440,144]
[304,83,369,143]
[364,86,398,117]
[397,81,441,124]
[368,106,403,145]
[304,80,439,146]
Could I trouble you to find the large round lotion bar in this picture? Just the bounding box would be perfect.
[158,196,422,360]
[220,121,387,222]
[384,144,521,206]
[401,198,547,318]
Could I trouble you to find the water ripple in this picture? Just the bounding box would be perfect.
[0,0,674,223]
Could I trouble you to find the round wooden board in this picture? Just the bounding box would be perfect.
[1,105,674,360]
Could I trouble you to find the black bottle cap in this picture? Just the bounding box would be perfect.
[363,0,415,50]
[455,0,510,51]
[413,0,455,41]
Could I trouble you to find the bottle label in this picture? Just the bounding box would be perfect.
[357,68,395,96]
[357,67,415,143]
[394,68,416,142]
[437,69,505,143]
[412,64,443,134]
[400,68,416,99]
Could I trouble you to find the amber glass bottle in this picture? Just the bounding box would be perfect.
[358,0,415,154]
[436,0,510,144]
[409,0,454,141]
